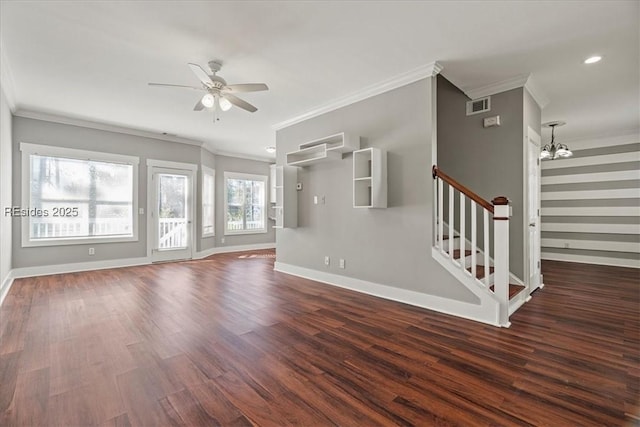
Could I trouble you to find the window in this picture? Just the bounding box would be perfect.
[224,172,267,235]
[202,166,215,237]
[20,143,139,247]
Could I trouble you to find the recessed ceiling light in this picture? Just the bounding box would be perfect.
[265,146,276,154]
[584,56,602,64]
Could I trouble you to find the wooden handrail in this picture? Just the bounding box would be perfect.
[432,165,494,214]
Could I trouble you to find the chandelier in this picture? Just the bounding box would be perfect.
[541,121,572,160]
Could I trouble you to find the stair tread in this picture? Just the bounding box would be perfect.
[489,283,526,299]
[466,265,495,279]
[450,249,475,259]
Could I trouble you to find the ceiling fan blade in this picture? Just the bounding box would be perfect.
[223,83,269,93]
[188,63,214,88]
[223,94,258,113]
[194,99,205,111]
[148,83,203,90]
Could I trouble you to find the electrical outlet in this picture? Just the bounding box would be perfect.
[221,237,225,244]
[139,208,144,215]
[324,256,330,266]
[314,196,318,205]
[88,247,95,256]
[339,259,345,269]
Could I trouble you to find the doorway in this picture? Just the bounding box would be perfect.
[147,161,197,262]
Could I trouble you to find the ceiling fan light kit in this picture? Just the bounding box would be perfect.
[149,59,268,122]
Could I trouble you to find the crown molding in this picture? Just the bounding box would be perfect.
[272,61,443,131]
[0,39,17,112]
[463,74,549,109]
[213,149,273,163]
[523,76,550,109]
[14,109,204,147]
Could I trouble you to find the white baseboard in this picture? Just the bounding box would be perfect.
[195,242,275,259]
[542,252,640,269]
[0,270,15,307]
[274,261,502,327]
[11,256,152,279]
[9,243,276,280]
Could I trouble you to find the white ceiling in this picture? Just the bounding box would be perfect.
[1,1,638,159]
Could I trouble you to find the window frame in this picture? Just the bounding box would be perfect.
[223,171,268,235]
[20,142,140,247]
[201,166,215,238]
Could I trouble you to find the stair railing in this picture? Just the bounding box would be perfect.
[432,165,511,325]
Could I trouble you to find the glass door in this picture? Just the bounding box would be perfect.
[151,168,193,262]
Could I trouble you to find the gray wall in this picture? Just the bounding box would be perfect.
[436,75,527,280]
[0,87,12,288]
[11,117,274,269]
[541,138,640,267]
[214,154,276,248]
[276,78,477,303]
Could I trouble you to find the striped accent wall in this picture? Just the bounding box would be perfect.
[541,133,640,268]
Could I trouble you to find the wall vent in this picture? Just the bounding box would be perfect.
[466,96,491,116]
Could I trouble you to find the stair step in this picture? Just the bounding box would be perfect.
[450,249,475,259]
[489,283,526,299]
[467,265,494,279]
[441,235,459,241]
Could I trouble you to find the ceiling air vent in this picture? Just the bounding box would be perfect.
[466,96,491,116]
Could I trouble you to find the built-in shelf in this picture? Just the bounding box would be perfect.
[353,147,387,208]
[286,132,360,167]
[273,165,298,228]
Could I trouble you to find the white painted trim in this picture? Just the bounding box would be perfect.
[464,74,530,100]
[542,252,639,269]
[213,149,273,163]
[275,260,503,327]
[272,61,443,130]
[195,242,275,259]
[0,38,17,112]
[523,77,550,110]
[561,132,639,150]
[0,270,15,307]
[541,170,640,185]
[11,257,151,280]
[541,238,639,253]
[542,189,640,200]
[14,109,204,147]
[541,206,640,217]
[146,158,198,171]
[542,222,640,234]
[541,152,640,170]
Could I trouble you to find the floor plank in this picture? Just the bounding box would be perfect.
[0,250,638,425]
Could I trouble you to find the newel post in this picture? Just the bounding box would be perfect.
[492,196,510,327]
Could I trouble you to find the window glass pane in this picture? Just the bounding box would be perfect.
[29,154,134,241]
[225,175,265,233]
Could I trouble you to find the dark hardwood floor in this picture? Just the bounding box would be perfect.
[0,250,638,426]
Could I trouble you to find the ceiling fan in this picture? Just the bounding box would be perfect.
[148,60,268,121]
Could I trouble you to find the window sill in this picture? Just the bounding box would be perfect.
[22,234,138,248]
[224,229,268,236]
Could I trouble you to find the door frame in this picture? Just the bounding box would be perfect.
[146,159,198,262]
[524,126,543,292]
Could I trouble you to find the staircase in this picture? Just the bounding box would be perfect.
[432,165,528,327]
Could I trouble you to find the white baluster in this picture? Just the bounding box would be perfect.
[484,209,490,287]
[438,179,443,251]
[471,203,477,280]
[448,185,454,259]
[459,193,465,271]
[433,178,437,247]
